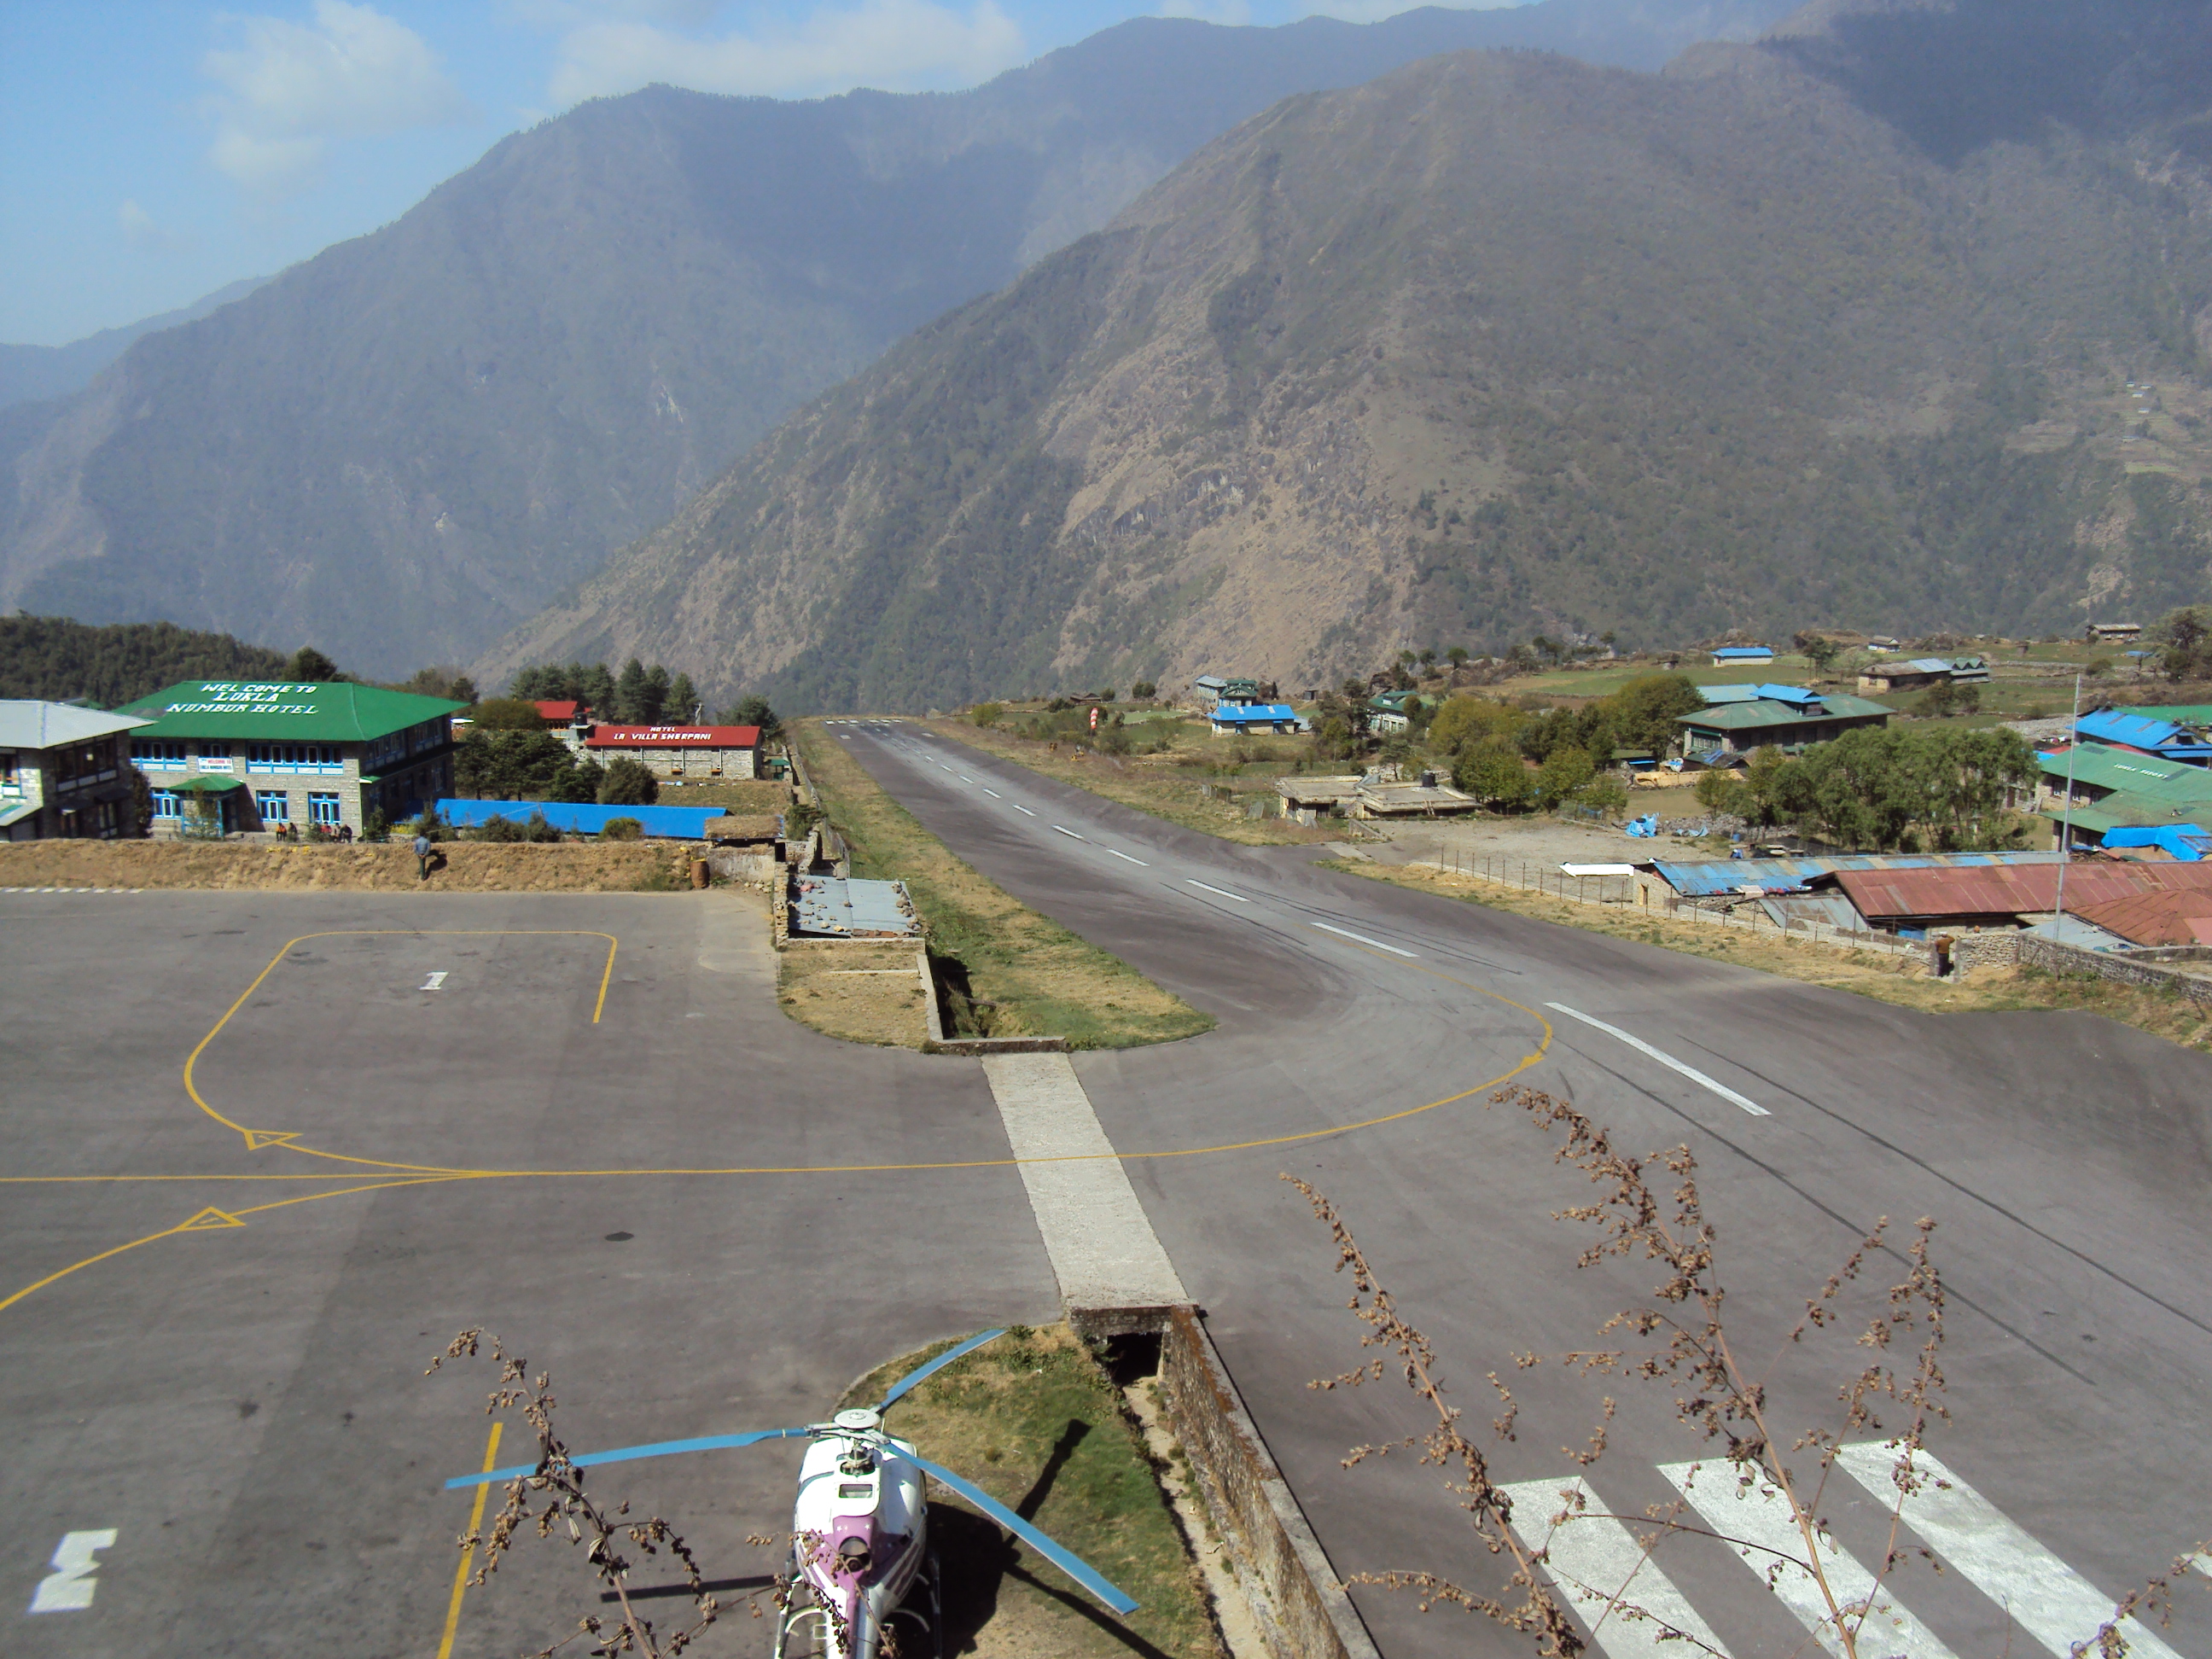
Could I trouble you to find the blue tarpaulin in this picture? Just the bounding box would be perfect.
[435,799,727,838]
[1653,850,2064,898]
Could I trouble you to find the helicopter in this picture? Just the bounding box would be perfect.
[446,1329,1137,1659]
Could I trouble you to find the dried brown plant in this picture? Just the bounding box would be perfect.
[427,1329,782,1658]
[1286,1086,2202,1658]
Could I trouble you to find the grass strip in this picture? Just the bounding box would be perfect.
[842,1324,1223,1659]
[795,720,1213,1049]
[925,719,1331,847]
[1330,859,2212,1053]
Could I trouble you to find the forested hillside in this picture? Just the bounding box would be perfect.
[0,616,290,707]
[483,0,2212,713]
[0,0,1792,678]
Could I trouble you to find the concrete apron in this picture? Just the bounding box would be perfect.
[978,1053,1377,1659]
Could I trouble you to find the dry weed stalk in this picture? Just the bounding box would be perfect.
[1288,1086,2200,1658]
[427,1329,782,1658]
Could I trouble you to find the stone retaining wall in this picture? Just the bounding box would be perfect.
[2017,934,2212,1006]
[1069,1304,1379,1659]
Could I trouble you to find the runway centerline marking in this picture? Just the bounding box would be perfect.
[420,971,448,992]
[1051,826,1085,841]
[1013,805,1036,817]
[1545,1003,1769,1116]
[1106,848,1148,866]
[1308,920,1417,958]
[1185,879,1248,903]
[983,789,1001,799]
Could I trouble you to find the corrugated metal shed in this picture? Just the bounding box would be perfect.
[2038,742,2212,800]
[1757,893,1872,931]
[1654,851,2063,898]
[1831,860,2212,922]
[0,700,150,748]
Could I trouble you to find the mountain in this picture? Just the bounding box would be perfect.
[0,0,1797,679]
[0,277,269,414]
[480,0,2212,713]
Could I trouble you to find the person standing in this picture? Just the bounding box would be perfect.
[414,830,434,881]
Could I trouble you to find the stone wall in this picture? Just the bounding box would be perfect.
[1068,1304,1378,1659]
[2017,934,2212,1007]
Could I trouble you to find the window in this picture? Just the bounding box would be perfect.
[308,792,342,825]
[152,790,182,819]
[246,742,344,773]
[132,739,189,771]
[256,790,291,823]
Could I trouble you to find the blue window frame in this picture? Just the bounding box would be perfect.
[255,790,290,823]
[151,790,182,819]
[132,739,189,770]
[308,792,342,825]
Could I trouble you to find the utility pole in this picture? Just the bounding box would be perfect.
[2052,672,2082,934]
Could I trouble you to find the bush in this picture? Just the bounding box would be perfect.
[597,755,659,806]
[598,817,644,841]
[1132,680,1157,701]
[970,702,1003,727]
[471,814,526,842]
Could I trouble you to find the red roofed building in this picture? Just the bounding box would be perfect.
[2071,888,2212,947]
[1823,860,2212,931]
[585,725,762,780]
[533,701,585,726]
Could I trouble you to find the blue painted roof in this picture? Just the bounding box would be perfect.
[1214,703,1298,722]
[1696,682,1820,707]
[2102,824,2211,862]
[1712,646,1773,659]
[1654,850,2064,897]
[2078,709,2183,748]
[436,798,728,837]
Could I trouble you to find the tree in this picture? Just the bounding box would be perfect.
[666,673,699,723]
[1453,740,1533,808]
[469,697,547,731]
[718,695,783,741]
[2153,605,2211,682]
[449,674,478,706]
[640,665,672,725]
[286,646,339,683]
[455,730,574,800]
[547,757,605,803]
[1417,647,1437,668]
[1533,745,1596,808]
[598,755,659,806]
[1446,647,1469,668]
[1132,680,1157,701]
[614,658,649,724]
[126,766,154,837]
[1602,672,1703,754]
[1427,695,1520,757]
[579,662,616,715]
[1801,634,1842,675]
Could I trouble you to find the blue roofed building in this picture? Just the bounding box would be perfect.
[1211,701,1304,735]
[2074,708,2212,765]
[1709,645,1774,666]
[1676,690,1891,757]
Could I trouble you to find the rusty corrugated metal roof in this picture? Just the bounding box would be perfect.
[1831,860,2212,921]
[2071,888,2212,946]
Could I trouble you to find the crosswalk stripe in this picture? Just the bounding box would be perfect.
[1500,1476,1734,1658]
[1834,1444,2180,1659]
[1662,1460,1959,1658]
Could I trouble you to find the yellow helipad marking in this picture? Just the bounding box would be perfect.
[178,1208,246,1231]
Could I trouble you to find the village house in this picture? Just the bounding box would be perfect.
[0,701,152,841]
[584,724,762,781]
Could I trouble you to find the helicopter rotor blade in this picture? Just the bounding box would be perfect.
[876,1328,1006,1413]
[908,1453,1138,1617]
[445,1424,814,1491]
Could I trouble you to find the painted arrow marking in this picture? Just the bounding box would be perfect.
[421,971,449,991]
[178,1208,246,1231]
[29,1530,117,1614]
[242,1130,300,1151]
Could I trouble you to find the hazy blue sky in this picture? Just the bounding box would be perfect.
[0,0,1516,346]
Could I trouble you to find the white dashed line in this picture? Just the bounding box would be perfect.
[1051,825,1085,840]
[1106,848,1148,866]
[1185,879,1248,903]
[959,775,974,783]
[983,789,1001,799]
[1308,919,1417,958]
[1013,805,1037,817]
[1545,1003,1769,1116]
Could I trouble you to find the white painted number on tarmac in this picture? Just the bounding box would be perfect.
[420,971,448,992]
[29,1530,116,1614]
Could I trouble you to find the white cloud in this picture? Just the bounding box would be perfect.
[201,1,473,197]
[119,199,196,255]
[546,0,1027,105]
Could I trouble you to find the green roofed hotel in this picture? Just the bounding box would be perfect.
[119,681,465,835]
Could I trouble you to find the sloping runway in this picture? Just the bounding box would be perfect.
[833,719,2212,1659]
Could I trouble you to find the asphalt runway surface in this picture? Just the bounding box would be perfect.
[3,888,1061,1658]
[827,719,2212,1659]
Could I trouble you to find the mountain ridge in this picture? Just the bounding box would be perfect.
[477,0,2212,712]
[0,0,1796,675]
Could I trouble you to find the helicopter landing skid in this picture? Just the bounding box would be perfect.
[772,1554,941,1659]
